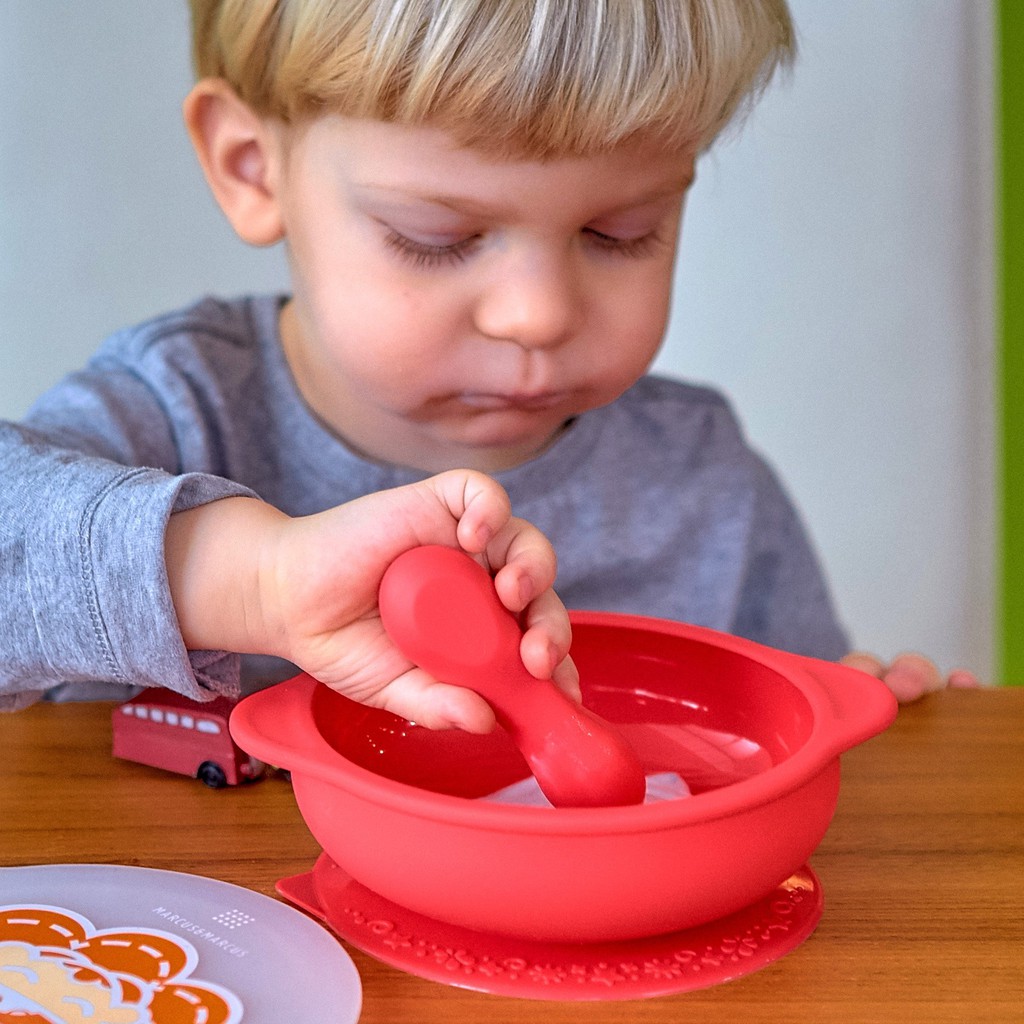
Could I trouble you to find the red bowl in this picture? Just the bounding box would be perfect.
[231,613,896,943]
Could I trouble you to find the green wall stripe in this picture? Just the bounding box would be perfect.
[1000,1,1023,685]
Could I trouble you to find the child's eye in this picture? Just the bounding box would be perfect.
[583,228,659,258]
[383,229,481,268]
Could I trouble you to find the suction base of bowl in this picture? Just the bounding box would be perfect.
[278,854,823,1001]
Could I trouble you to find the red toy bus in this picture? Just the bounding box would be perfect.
[112,688,264,787]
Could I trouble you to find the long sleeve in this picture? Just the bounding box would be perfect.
[0,393,254,709]
[0,294,400,708]
[728,456,849,661]
[498,374,850,662]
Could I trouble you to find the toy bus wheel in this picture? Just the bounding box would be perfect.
[197,761,228,788]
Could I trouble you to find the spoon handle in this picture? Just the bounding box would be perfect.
[379,546,646,807]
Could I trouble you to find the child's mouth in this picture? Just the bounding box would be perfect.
[459,392,566,412]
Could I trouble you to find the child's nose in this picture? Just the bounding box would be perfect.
[474,253,580,349]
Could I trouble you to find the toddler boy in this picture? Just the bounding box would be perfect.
[0,0,977,721]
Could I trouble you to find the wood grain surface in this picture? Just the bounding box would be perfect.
[2,688,1021,1023]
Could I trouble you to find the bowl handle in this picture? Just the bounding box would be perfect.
[788,654,899,755]
[230,673,341,778]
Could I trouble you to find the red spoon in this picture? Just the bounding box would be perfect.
[378,545,646,808]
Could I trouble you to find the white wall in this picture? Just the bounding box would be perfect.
[0,2,289,407]
[0,2,995,678]
[655,0,995,678]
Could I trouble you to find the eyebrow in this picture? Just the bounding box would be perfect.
[355,185,502,218]
[354,171,695,219]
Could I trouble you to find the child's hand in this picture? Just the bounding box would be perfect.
[166,470,578,732]
[841,651,983,704]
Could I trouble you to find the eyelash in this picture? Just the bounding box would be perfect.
[383,228,660,268]
[584,229,659,259]
[383,230,479,268]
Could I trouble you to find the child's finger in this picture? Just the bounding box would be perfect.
[550,653,582,704]
[430,469,513,552]
[948,669,983,688]
[370,667,498,734]
[488,521,560,612]
[518,588,574,677]
[840,651,885,677]
[882,652,944,703]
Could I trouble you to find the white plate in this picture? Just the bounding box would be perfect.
[0,863,361,1023]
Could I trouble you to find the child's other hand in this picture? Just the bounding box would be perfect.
[841,651,983,704]
[168,470,577,733]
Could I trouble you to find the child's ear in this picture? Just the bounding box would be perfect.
[183,78,285,246]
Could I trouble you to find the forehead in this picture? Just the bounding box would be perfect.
[285,115,697,214]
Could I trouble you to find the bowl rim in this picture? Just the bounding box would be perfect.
[231,613,895,836]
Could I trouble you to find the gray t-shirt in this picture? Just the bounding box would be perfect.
[0,294,848,709]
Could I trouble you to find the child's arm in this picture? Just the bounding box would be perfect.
[165,469,577,732]
[841,651,982,703]
[0,420,260,709]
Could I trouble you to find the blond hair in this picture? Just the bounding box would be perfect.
[188,0,794,156]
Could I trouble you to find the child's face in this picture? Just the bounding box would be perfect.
[273,116,695,473]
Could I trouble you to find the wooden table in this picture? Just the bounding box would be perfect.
[2,689,1022,1023]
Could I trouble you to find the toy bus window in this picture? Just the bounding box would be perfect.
[196,720,221,735]
[120,705,134,716]
[181,715,194,729]
[151,709,164,723]
[135,707,149,720]
[166,712,179,726]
